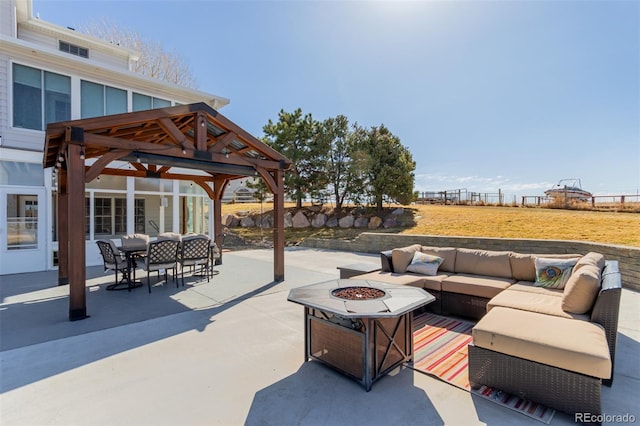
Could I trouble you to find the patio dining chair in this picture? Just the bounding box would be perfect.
[96,239,129,286]
[179,235,211,286]
[143,238,180,293]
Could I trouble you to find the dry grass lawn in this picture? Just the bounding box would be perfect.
[407,205,640,247]
[221,203,640,248]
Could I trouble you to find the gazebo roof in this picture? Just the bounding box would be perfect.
[43,102,291,186]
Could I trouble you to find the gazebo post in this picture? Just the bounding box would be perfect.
[273,169,285,282]
[213,197,222,262]
[67,138,88,321]
[57,167,69,286]
[213,180,224,257]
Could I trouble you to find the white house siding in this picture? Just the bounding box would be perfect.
[0,53,8,132]
[0,0,16,38]
[0,0,229,274]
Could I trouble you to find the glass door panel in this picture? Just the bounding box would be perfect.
[1,188,46,274]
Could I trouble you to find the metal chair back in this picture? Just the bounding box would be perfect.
[179,236,211,286]
[144,239,180,293]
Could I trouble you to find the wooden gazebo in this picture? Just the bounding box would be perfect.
[43,103,291,321]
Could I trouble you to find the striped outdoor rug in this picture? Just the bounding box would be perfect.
[410,312,555,424]
[412,313,473,389]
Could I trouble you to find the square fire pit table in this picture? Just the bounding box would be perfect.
[287,278,434,391]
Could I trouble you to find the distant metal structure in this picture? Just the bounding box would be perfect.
[416,188,504,205]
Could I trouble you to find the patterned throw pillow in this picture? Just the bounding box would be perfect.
[406,251,444,276]
[534,257,579,289]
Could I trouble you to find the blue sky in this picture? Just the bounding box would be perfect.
[33,0,640,199]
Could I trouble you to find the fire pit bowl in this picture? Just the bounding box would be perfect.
[332,286,386,300]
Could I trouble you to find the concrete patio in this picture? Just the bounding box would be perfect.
[1,247,638,425]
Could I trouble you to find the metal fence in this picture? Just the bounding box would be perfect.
[416,189,505,205]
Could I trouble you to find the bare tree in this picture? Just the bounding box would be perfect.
[79,18,198,89]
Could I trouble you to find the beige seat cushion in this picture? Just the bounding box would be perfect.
[473,307,611,379]
[442,274,513,299]
[421,246,457,273]
[353,271,424,288]
[420,274,449,292]
[391,244,422,273]
[562,264,602,314]
[509,252,582,282]
[455,249,512,279]
[487,288,589,320]
[508,282,564,297]
[353,271,446,292]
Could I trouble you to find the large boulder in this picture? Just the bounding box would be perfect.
[368,216,383,229]
[284,211,293,228]
[240,216,255,227]
[311,213,327,228]
[338,215,354,228]
[222,214,239,227]
[292,211,311,228]
[326,216,339,228]
[354,217,369,228]
[391,208,405,215]
[383,218,398,228]
[257,214,273,228]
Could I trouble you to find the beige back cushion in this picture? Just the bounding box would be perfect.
[454,248,512,278]
[121,233,150,248]
[420,246,457,272]
[573,252,605,273]
[509,252,583,282]
[562,264,601,314]
[391,244,422,273]
[158,232,182,242]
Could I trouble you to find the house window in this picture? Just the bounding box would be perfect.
[135,199,146,233]
[114,198,126,234]
[13,64,71,130]
[132,93,171,111]
[94,197,113,235]
[81,81,127,118]
[85,197,146,237]
[59,41,89,58]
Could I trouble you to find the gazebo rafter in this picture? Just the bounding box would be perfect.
[43,103,291,321]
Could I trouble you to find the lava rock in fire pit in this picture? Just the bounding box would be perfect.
[332,286,386,300]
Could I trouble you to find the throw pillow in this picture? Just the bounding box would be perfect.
[534,257,579,289]
[406,251,444,276]
[391,244,422,273]
[562,264,601,314]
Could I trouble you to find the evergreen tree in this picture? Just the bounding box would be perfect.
[262,109,325,208]
[362,125,416,213]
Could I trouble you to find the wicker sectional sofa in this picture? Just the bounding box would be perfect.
[352,245,622,421]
